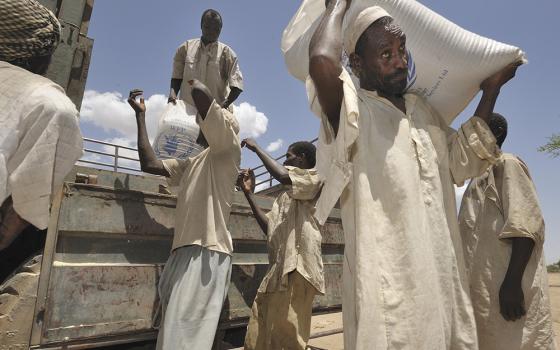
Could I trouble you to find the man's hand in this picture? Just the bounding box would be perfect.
[241,138,259,152]
[480,61,523,93]
[237,169,255,193]
[499,278,526,321]
[128,89,146,115]
[168,95,177,105]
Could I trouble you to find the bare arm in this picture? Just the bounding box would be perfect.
[241,138,291,185]
[190,79,214,119]
[499,237,534,321]
[168,78,182,104]
[308,0,350,136]
[474,61,522,124]
[223,86,242,109]
[0,197,29,251]
[127,90,169,176]
[237,170,268,234]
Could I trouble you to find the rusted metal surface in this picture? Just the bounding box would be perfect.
[26,173,343,348]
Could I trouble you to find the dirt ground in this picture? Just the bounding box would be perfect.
[306,273,560,350]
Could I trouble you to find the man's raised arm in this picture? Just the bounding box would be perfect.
[308,0,351,135]
[127,90,170,177]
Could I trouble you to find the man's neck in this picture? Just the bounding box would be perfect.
[200,37,217,46]
[363,86,407,114]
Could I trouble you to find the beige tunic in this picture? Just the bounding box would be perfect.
[0,61,83,229]
[306,69,501,349]
[259,166,325,295]
[162,101,240,254]
[172,39,244,107]
[459,153,557,350]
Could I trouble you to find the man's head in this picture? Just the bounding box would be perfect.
[346,7,408,95]
[0,0,61,75]
[487,113,508,147]
[200,9,222,44]
[283,141,316,169]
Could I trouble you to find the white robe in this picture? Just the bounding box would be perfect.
[0,61,83,229]
[307,69,501,349]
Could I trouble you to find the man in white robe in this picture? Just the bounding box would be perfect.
[459,113,557,350]
[307,2,521,349]
[0,0,83,251]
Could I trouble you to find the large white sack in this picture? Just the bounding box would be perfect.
[153,100,203,160]
[282,0,527,124]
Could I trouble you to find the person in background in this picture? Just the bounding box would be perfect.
[168,9,243,110]
[0,0,83,251]
[459,113,557,350]
[128,79,240,350]
[237,138,324,350]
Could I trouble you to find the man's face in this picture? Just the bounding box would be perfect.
[201,14,222,43]
[283,148,306,168]
[350,22,408,95]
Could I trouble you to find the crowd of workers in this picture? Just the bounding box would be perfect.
[0,0,556,349]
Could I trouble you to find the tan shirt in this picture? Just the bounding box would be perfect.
[459,153,557,350]
[0,62,83,229]
[258,167,324,295]
[162,100,241,255]
[172,39,244,107]
[306,68,501,349]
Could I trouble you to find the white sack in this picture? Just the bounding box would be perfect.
[153,101,203,160]
[282,0,527,125]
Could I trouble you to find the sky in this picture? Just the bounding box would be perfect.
[80,0,559,263]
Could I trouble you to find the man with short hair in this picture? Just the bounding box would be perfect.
[308,1,521,348]
[238,138,324,350]
[459,113,557,350]
[127,79,240,350]
[169,9,243,110]
[0,0,83,251]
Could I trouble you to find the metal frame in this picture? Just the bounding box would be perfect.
[77,137,142,173]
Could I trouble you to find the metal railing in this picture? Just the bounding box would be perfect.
[77,137,142,173]
[77,137,319,188]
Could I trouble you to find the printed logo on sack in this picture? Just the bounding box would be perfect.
[405,49,417,92]
[164,135,180,156]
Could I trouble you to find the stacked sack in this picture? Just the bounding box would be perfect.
[282,0,527,124]
[153,101,203,160]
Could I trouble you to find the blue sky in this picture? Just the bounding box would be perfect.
[81,0,559,263]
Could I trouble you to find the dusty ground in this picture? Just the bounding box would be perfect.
[306,273,560,350]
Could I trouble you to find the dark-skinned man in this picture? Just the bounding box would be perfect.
[0,0,83,252]
[237,138,323,350]
[459,113,557,350]
[168,9,243,110]
[127,79,240,350]
[308,1,522,348]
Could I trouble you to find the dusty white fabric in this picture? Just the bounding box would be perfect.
[156,245,232,350]
[172,39,243,107]
[459,153,557,350]
[306,68,501,349]
[0,61,83,229]
[162,100,240,254]
[259,166,325,295]
[343,6,391,54]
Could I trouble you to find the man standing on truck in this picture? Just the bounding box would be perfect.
[237,139,324,350]
[168,9,243,110]
[0,0,83,251]
[127,79,240,349]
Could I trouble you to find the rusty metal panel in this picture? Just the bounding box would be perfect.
[36,180,344,346]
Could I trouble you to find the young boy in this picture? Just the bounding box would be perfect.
[238,138,324,350]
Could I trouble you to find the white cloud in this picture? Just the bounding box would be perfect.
[233,102,268,139]
[81,91,269,146]
[266,138,284,153]
[81,90,167,143]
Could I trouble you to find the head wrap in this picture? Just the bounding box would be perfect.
[0,0,62,62]
[343,6,392,54]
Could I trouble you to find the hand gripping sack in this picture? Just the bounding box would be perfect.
[282,0,527,125]
[153,101,203,160]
